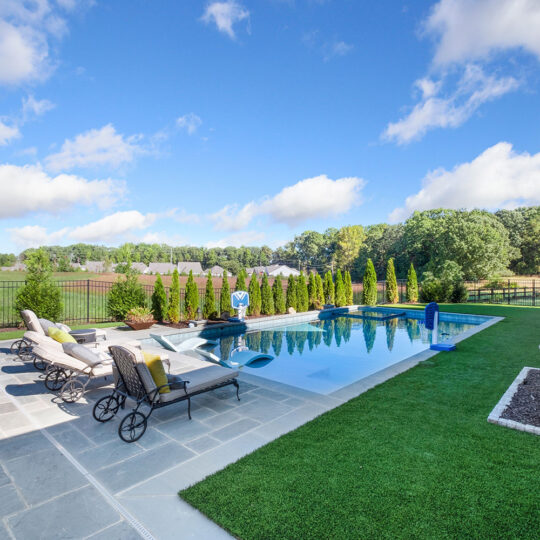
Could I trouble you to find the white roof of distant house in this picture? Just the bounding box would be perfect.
[148,262,177,274]
[205,265,225,276]
[247,264,300,277]
[84,261,106,273]
[130,262,148,273]
[177,261,203,275]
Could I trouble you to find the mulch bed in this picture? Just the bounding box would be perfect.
[501,369,540,427]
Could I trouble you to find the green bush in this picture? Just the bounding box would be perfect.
[323,271,334,304]
[315,273,325,306]
[220,270,232,315]
[406,262,418,303]
[184,270,199,320]
[344,271,353,305]
[151,274,167,322]
[203,271,217,319]
[107,272,147,321]
[385,258,399,303]
[296,273,309,312]
[334,269,346,307]
[248,274,261,316]
[286,274,297,311]
[272,274,286,314]
[308,272,319,309]
[419,261,468,303]
[235,269,247,292]
[261,274,275,315]
[15,249,63,321]
[168,269,181,323]
[362,259,377,306]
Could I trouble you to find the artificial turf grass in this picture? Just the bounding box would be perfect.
[179,304,540,539]
[0,322,122,341]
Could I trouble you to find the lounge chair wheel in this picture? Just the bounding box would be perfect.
[93,395,120,422]
[10,339,25,355]
[33,354,46,370]
[45,368,68,391]
[118,412,147,443]
[60,379,85,403]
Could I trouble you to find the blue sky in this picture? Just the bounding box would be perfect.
[1,0,540,253]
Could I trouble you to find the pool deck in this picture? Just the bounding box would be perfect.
[0,310,502,539]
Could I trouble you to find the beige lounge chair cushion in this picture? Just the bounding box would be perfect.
[159,365,239,403]
[21,310,44,335]
[24,331,63,352]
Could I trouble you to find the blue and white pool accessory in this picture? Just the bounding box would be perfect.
[425,302,456,351]
[229,290,249,322]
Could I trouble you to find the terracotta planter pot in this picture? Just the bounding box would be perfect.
[124,320,156,330]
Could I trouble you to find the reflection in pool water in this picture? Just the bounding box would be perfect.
[210,316,479,395]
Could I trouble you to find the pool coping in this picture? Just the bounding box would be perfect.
[487,366,540,436]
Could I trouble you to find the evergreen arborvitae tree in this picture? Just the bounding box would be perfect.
[307,272,318,309]
[260,274,275,315]
[296,273,309,312]
[406,262,419,303]
[385,258,399,304]
[344,271,353,305]
[220,270,232,315]
[362,258,377,306]
[334,269,346,307]
[167,268,180,323]
[248,273,261,316]
[184,270,199,320]
[323,271,335,305]
[235,269,247,291]
[15,248,63,321]
[151,274,167,322]
[272,274,286,314]
[203,271,216,319]
[286,273,297,311]
[315,273,325,306]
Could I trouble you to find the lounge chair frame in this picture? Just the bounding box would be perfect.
[93,345,240,443]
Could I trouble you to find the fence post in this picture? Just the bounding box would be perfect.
[86,279,90,323]
[534,280,536,307]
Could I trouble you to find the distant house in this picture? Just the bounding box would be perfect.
[148,262,177,275]
[83,261,106,273]
[130,262,148,274]
[246,264,300,277]
[205,265,225,276]
[177,261,203,275]
[1,262,26,272]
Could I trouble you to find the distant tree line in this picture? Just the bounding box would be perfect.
[2,206,539,281]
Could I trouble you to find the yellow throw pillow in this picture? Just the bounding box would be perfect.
[142,351,169,394]
[48,326,77,344]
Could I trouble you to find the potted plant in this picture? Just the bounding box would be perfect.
[124,306,156,330]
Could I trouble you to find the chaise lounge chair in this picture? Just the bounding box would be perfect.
[93,345,240,442]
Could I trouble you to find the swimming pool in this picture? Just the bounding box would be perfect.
[149,310,490,395]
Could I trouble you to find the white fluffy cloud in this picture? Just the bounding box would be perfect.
[177,113,202,135]
[425,0,540,66]
[201,1,249,39]
[69,211,156,242]
[206,231,266,248]
[0,1,75,85]
[212,175,365,230]
[8,225,69,249]
[45,124,143,171]
[384,65,519,144]
[0,164,124,219]
[322,40,354,62]
[22,94,55,118]
[0,120,20,145]
[390,142,540,222]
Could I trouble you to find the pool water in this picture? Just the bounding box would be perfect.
[190,315,481,395]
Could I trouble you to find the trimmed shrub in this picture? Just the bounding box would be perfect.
[334,269,346,307]
[167,268,181,323]
[15,248,63,321]
[235,269,247,292]
[419,261,468,304]
[362,259,377,306]
[307,272,319,309]
[286,274,297,311]
[248,274,261,316]
[315,273,325,306]
[323,271,334,304]
[385,258,399,304]
[220,270,232,315]
[261,274,275,315]
[107,272,147,321]
[203,271,217,319]
[406,262,418,303]
[296,273,309,312]
[344,271,353,305]
[272,274,286,314]
[184,270,199,320]
[151,274,167,322]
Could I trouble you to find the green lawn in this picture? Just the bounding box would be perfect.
[0,271,101,281]
[0,322,122,341]
[180,304,540,539]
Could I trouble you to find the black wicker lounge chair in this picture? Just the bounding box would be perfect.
[92,345,240,442]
